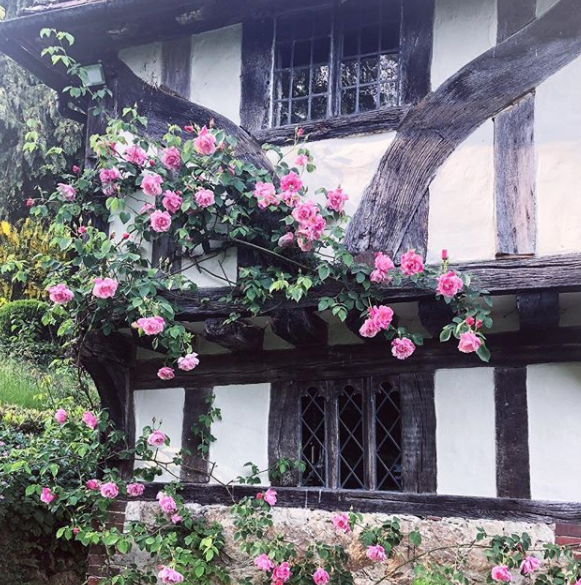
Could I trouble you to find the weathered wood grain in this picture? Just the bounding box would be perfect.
[494,367,530,499]
[135,482,581,523]
[270,309,328,347]
[346,0,581,254]
[161,36,192,99]
[203,318,264,352]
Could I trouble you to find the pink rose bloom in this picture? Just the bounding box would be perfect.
[278,232,295,248]
[132,316,166,335]
[400,249,424,276]
[171,514,182,524]
[147,430,167,447]
[313,568,330,585]
[57,183,77,201]
[157,493,178,514]
[40,487,56,504]
[177,353,199,371]
[458,331,481,354]
[297,237,312,252]
[491,565,512,582]
[359,317,381,338]
[292,200,318,225]
[150,209,172,232]
[370,269,388,283]
[369,305,394,329]
[158,566,184,584]
[280,171,303,192]
[99,167,121,184]
[126,483,145,497]
[26,198,34,207]
[85,479,100,491]
[54,408,68,424]
[92,277,119,299]
[272,562,291,583]
[520,557,541,575]
[100,482,119,499]
[161,147,181,171]
[194,126,217,156]
[375,252,395,273]
[391,338,416,360]
[295,154,309,167]
[140,202,155,214]
[280,190,301,207]
[437,271,464,298]
[195,188,215,208]
[326,188,348,213]
[254,554,275,572]
[366,545,386,562]
[157,367,175,381]
[263,488,277,506]
[162,190,183,213]
[332,513,350,533]
[124,144,147,166]
[47,283,74,305]
[253,181,278,209]
[141,172,163,197]
[82,411,98,430]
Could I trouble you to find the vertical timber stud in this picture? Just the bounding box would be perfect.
[494,368,531,498]
[152,37,193,271]
[181,386,213,483]
[396,0,435,258]
[494,0,537,256]
[398,372,437,493]
[268,382,302,486]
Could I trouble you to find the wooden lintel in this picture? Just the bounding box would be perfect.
[203,318,264,352]
[134,482,581,523]
[270,309,327,347]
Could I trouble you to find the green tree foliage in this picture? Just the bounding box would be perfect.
[0,0,84,220]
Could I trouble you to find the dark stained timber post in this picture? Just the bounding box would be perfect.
[181,386,213,483]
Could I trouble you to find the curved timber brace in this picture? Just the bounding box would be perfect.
[345,0,581,255]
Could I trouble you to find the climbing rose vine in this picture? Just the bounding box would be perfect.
[20,106,494,374]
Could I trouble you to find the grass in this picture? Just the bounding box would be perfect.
[0,358,45,408]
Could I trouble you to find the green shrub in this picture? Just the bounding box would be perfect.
[0,404,46,433]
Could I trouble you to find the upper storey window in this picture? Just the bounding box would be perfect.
[271,0,401,127]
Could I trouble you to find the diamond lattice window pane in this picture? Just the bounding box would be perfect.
[300,387,327,486]
[375,382,402,491]
[338,386,366,489]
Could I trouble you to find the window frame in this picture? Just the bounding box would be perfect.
[268,372,437,494]
[240,0,434,145]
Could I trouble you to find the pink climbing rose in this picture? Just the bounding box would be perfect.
[253,182,278,209]
[99,167,121,184]
[263,488,277,506]
[272,562,291,583]
[400,249,424,276]
[57,183,77,201]
[313,568,330,585]
[254,554,275,572]
[177,353,199,371]
[162,190,183,213]
[85,479,100,491]
[369,305,394,329]
[47,283,74,305]
[126,483,145,497]
[520,557,542,575]
[149,210,172,232]
[157,492,178,514]
[280,171,303,192]
[326,188,348,213]
[124,144,147,166]
[359,317,381,339]
[366,545,387,562]
[295,154,309,167]
[92,277,119,299]
[195,188,215,208]
[371,251,395,283]
[161,146,181,171]
[82,411,98,430]
[391,337,416,360]
[436,270,464,298]
[141,172,163,197]
[491,565,512,582]
[194,126,217,156]
[147,430,167,447]
[132,316,166,336]
[171,514,182,524]
[158,566,184,584]
[100,482,119,499]
[278,232,295,248]
[458,331,481,354]
[157,367,175,381]
[54,408,68,424]
[332,513,350,533]
[40,487,56,504]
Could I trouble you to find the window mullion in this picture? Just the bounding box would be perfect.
[363,379,378,490]
[324,380,340,489]
[329,4,341,118]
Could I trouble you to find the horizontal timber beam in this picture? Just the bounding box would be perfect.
[134,483,581,523]
[131,327,581,388]
[165,253,581,319]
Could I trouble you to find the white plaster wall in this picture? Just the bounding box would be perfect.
[189,24,242,124]
[435,368,497,497]
[133,387,185,482]
[528,363,581,501]
[119,43,163,86]
[209,383,271,485]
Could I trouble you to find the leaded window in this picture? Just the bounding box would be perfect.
[271,0,402,127]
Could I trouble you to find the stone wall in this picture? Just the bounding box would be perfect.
[89,501,560,584]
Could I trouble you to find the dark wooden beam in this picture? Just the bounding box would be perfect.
[131,326,581,389]
[165,253,581,320]
[161,36,192,99]
[399,372,437,493]
[346,0,581,254]
[495,0,537,257]
[494,367,531,499]
[517,291,560,332]
[135,482,581,523]
[270,309,327,347]
[418,298,454,338]
[203,318,264,352]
